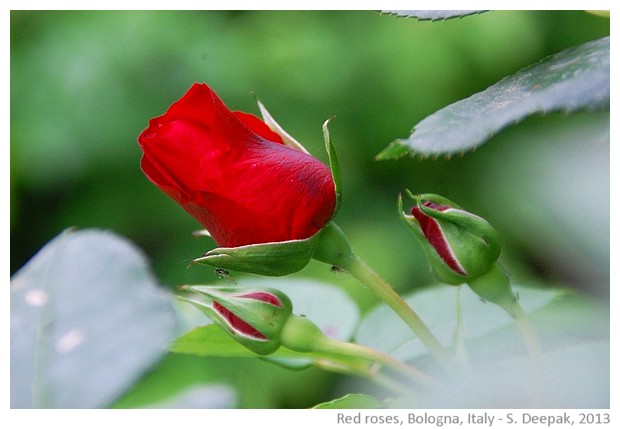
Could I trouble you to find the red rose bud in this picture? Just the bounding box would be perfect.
[138,83,336,249]
[400,192,501,286]
[179,286,293,355]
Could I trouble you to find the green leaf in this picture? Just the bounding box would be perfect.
[10,229,181,408]
[377,36,610,158]
[381,10,487,21]
[172,324,339,371]
[586,10,610,18]
[355,284,609,407]
[356,284,563,362]
[171,324,282,357]
[313,393,384,409]
[112,353,238,408]
[141,385,236,408]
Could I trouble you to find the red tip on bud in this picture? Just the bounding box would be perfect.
[411,202,467,276]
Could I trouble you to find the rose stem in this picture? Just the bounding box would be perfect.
[343,254,450,365]
[316,335,443,389]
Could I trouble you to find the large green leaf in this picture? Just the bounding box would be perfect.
[115,351,333,409]
[355,284,560,361]
[10,229,181,408]
[171,324,300,358]
[112,353,238,408]
[355,284,609,407]
[377,36,610,158]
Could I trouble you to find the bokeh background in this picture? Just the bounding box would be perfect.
[10,10,610,408]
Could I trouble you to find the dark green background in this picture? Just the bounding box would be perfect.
[11,10,609,300]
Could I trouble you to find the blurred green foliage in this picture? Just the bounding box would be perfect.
[11,10,609,299]
[10,9,609,410]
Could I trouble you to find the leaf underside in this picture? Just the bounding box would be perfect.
[377,36,610,158]
[355,284,608,407]
[10,229,180,408]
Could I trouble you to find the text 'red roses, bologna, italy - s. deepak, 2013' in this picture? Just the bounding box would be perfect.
[138,83,336,248]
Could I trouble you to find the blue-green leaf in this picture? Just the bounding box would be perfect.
[377,36,610,158]
[355,284,609,407]
[10,229,181,408]
[355,284,561,362]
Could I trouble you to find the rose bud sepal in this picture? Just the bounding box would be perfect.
[256,101,342,223]
[312,222,355,268]
[178,286,293,355]
[321,117,343,221]
[466,263,518,316]
[400,192,501,286]
[191,234,321,277]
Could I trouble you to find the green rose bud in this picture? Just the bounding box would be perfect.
[401,193,538,359]
[179,286,293,355]
[400,192,501,285]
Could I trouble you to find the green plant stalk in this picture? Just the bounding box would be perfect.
[313,223,448,364]
[317,333,441,389]
[506,301,544,406]
[466,263,543,405]
[452,286,472,374]
[507,301,542,362]
[467,264,542,361]
[281,314,441,389]
[311,355,423,397]
[344,255,449,364]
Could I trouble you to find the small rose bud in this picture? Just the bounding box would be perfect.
[179,286,293,355]
[400,192,501,285]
